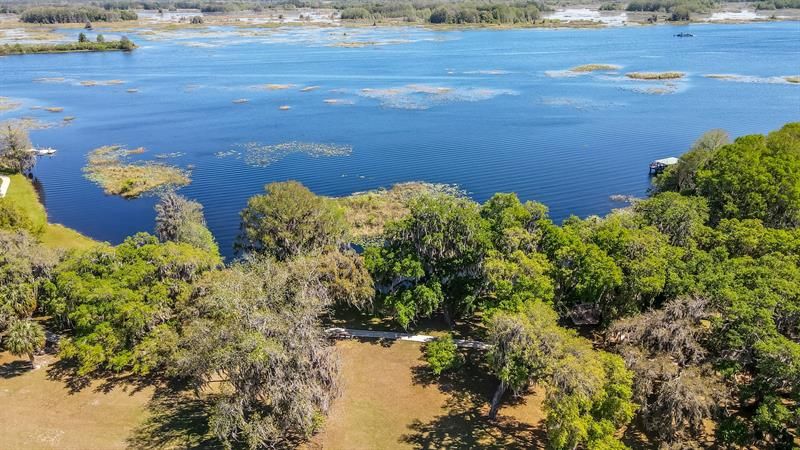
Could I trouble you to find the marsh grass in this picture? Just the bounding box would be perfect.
[336,182,463,245]
[626,71,685,80]
[84,145,190,198]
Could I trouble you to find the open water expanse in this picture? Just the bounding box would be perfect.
[1,22,798,256]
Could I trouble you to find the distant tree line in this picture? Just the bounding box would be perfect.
[339,1,548,24]
[20,6,137,23]
[753,0,800,8]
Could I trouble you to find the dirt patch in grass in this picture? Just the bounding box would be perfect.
[336,182,462,246]
[626,71,684,80]
[83,145,190,198]
[311,339,545,449]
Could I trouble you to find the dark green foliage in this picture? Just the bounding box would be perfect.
[626,0,715,13]
[754,0,800,9]
[424,333,462,375]
[697,123,800,228]
[487,301,636,448]
[20,6,138,23]
[46,233,220,375]
[365,192,490,327]
[340,6,371,19]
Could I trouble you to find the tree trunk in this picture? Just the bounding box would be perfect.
[28,353,34,364]
[488,380,507,419]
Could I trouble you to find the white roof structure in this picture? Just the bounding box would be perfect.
[653,157,679,166]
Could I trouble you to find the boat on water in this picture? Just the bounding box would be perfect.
[28,147,57,156]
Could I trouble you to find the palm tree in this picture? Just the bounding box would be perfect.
[5,319,45,364]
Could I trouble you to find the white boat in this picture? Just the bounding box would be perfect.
[28,147,57,156]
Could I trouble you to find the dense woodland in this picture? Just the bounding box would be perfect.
[1,122,799,448]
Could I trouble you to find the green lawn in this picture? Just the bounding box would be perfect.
[3,172,98,251]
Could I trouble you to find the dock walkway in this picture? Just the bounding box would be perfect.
[326,327,490,349]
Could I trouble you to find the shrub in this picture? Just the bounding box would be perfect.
[424,334,462,375]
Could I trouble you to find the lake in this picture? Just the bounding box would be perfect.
[1,22,798,257]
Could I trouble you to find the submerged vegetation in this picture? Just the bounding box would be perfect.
[83,145,190,198]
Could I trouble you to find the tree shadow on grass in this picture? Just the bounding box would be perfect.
[126,381,221,450]
[45,358,155,396]
[403,352,546,449]
[0,359,33,379]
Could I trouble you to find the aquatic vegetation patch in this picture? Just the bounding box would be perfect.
[625,71,684,80]
[546,64,621,78]
[79,79,126,87]
[0,97,22,112]
[704,74,800,85]
[570,64,622,72]
[358,84,516,110]
[337,182,464,245]
[217,141,352,167]
[33,77,68,84]
[253,83,295,91]
[540,97,624,111]
[84,145,190,198]
[44,107,63,113]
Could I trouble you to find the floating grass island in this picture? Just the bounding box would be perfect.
[626,71,685,80]
[0,39,135,56]
[570,64,621,72]
[83,145,190,198]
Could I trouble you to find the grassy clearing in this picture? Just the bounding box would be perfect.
[83,145,190,198]
[2,173,97,250]
[336,182,462,245]
[312,339,545,449]
[570,63,621,72]
[626,71,685,80]
[0,352,154,450]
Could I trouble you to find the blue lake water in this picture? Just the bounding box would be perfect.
[1,22,799,257]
